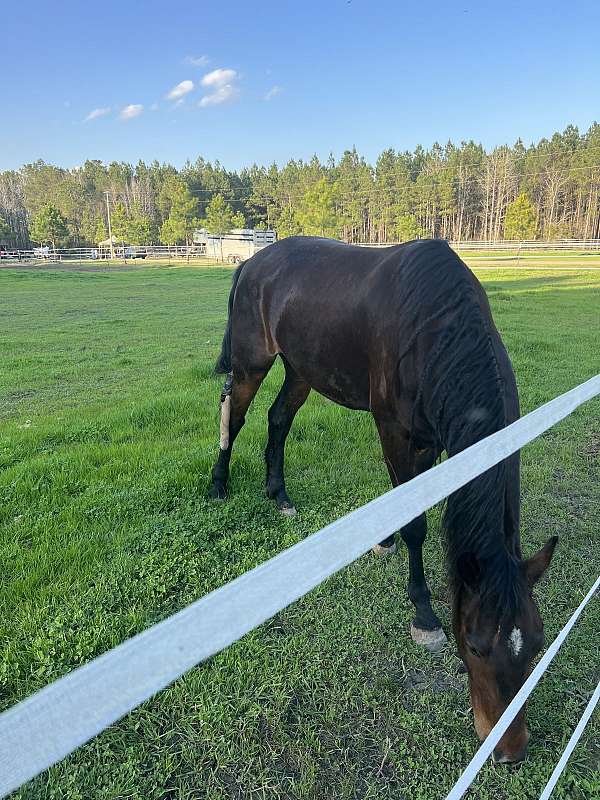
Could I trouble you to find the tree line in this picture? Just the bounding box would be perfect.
[1,122,600,249]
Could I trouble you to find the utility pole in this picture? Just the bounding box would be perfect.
[105,192,114,260]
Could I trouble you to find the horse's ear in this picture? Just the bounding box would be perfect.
[456,552,481,592]
[523,536,558,588]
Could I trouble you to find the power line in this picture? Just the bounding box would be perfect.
[97,147,600,204]
[181,140,600,186]
[179,162,600,206]
[101,161,600,214]
[179,162,600,200]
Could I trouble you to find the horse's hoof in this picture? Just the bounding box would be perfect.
[410,624,448,653]
[372,542,397,556]
[279,503,297,517]
[208,484,227,501]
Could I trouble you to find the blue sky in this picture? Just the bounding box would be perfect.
[2,0,600,171]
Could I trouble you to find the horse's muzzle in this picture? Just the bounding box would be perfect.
[492,741,528,764]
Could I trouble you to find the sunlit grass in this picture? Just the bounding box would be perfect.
[1,263,598,799]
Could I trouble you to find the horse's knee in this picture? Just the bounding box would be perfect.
[267,404,288,435]
[400,514,427,547]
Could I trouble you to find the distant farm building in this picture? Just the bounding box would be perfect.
[193,228,277,262]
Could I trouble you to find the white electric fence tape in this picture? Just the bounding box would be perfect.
[444,574,599,800]
[537,680,600,800]
[0,375,599,798]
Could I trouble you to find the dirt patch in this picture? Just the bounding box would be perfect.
[2,389,36,403]
[400,668,464,695]
[585,433,600,459]
[0,261,149,273]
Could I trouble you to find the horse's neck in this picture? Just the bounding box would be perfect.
[441,390,510,558]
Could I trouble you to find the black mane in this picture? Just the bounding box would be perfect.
[400,243,525,613]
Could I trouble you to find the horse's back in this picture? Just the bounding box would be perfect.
[230,237,474,410]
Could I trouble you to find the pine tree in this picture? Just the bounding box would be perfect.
[159,181,199,246]
[295,179,341,237]
[504,193,538,240]
[109,202,129,244]
[395,214,424,242]
[127,203,155,245]
[0,214,12,245]
[95,217,108,243]
[29,203,69,249]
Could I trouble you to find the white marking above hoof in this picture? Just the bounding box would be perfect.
[279,505,297,517]
[219,395,231,450]
[410,624,448,653]
[372,542,397,556]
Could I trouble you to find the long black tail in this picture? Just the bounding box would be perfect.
[214,260,247,374]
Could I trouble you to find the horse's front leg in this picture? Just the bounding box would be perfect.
[373,416,447,652]
[400,513,447,652]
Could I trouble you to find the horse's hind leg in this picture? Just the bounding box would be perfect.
[373,417,447,653]
[265,359,310,515]
[209,365,272,500]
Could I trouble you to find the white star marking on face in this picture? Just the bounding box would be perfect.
[508,626,523,657]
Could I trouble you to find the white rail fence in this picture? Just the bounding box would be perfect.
[3,240,600,265]
[1,376,599,799]
[356,239,600,251]
[451,239,600,251]
[0,245,212,263]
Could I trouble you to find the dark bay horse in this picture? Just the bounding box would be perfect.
[209,236,557,762]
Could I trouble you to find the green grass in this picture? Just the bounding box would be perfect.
[1,264,599,800]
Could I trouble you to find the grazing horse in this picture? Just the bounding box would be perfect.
[209,236,557,762]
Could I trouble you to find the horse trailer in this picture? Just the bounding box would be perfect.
[193,228,277,263]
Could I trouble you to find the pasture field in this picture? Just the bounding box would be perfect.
[1,261,599,799]
[458,252,600,270]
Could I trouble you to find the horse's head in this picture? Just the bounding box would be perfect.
[453,537,557,763]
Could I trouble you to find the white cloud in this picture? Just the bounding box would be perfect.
[120,104,143,120]
[167,79,194,100]
[84,107,111,122]
[199,85,239,106]
[199,68,240,107]
[201,68,237,87]
[264,85,283,101]
[186,54,210,66]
